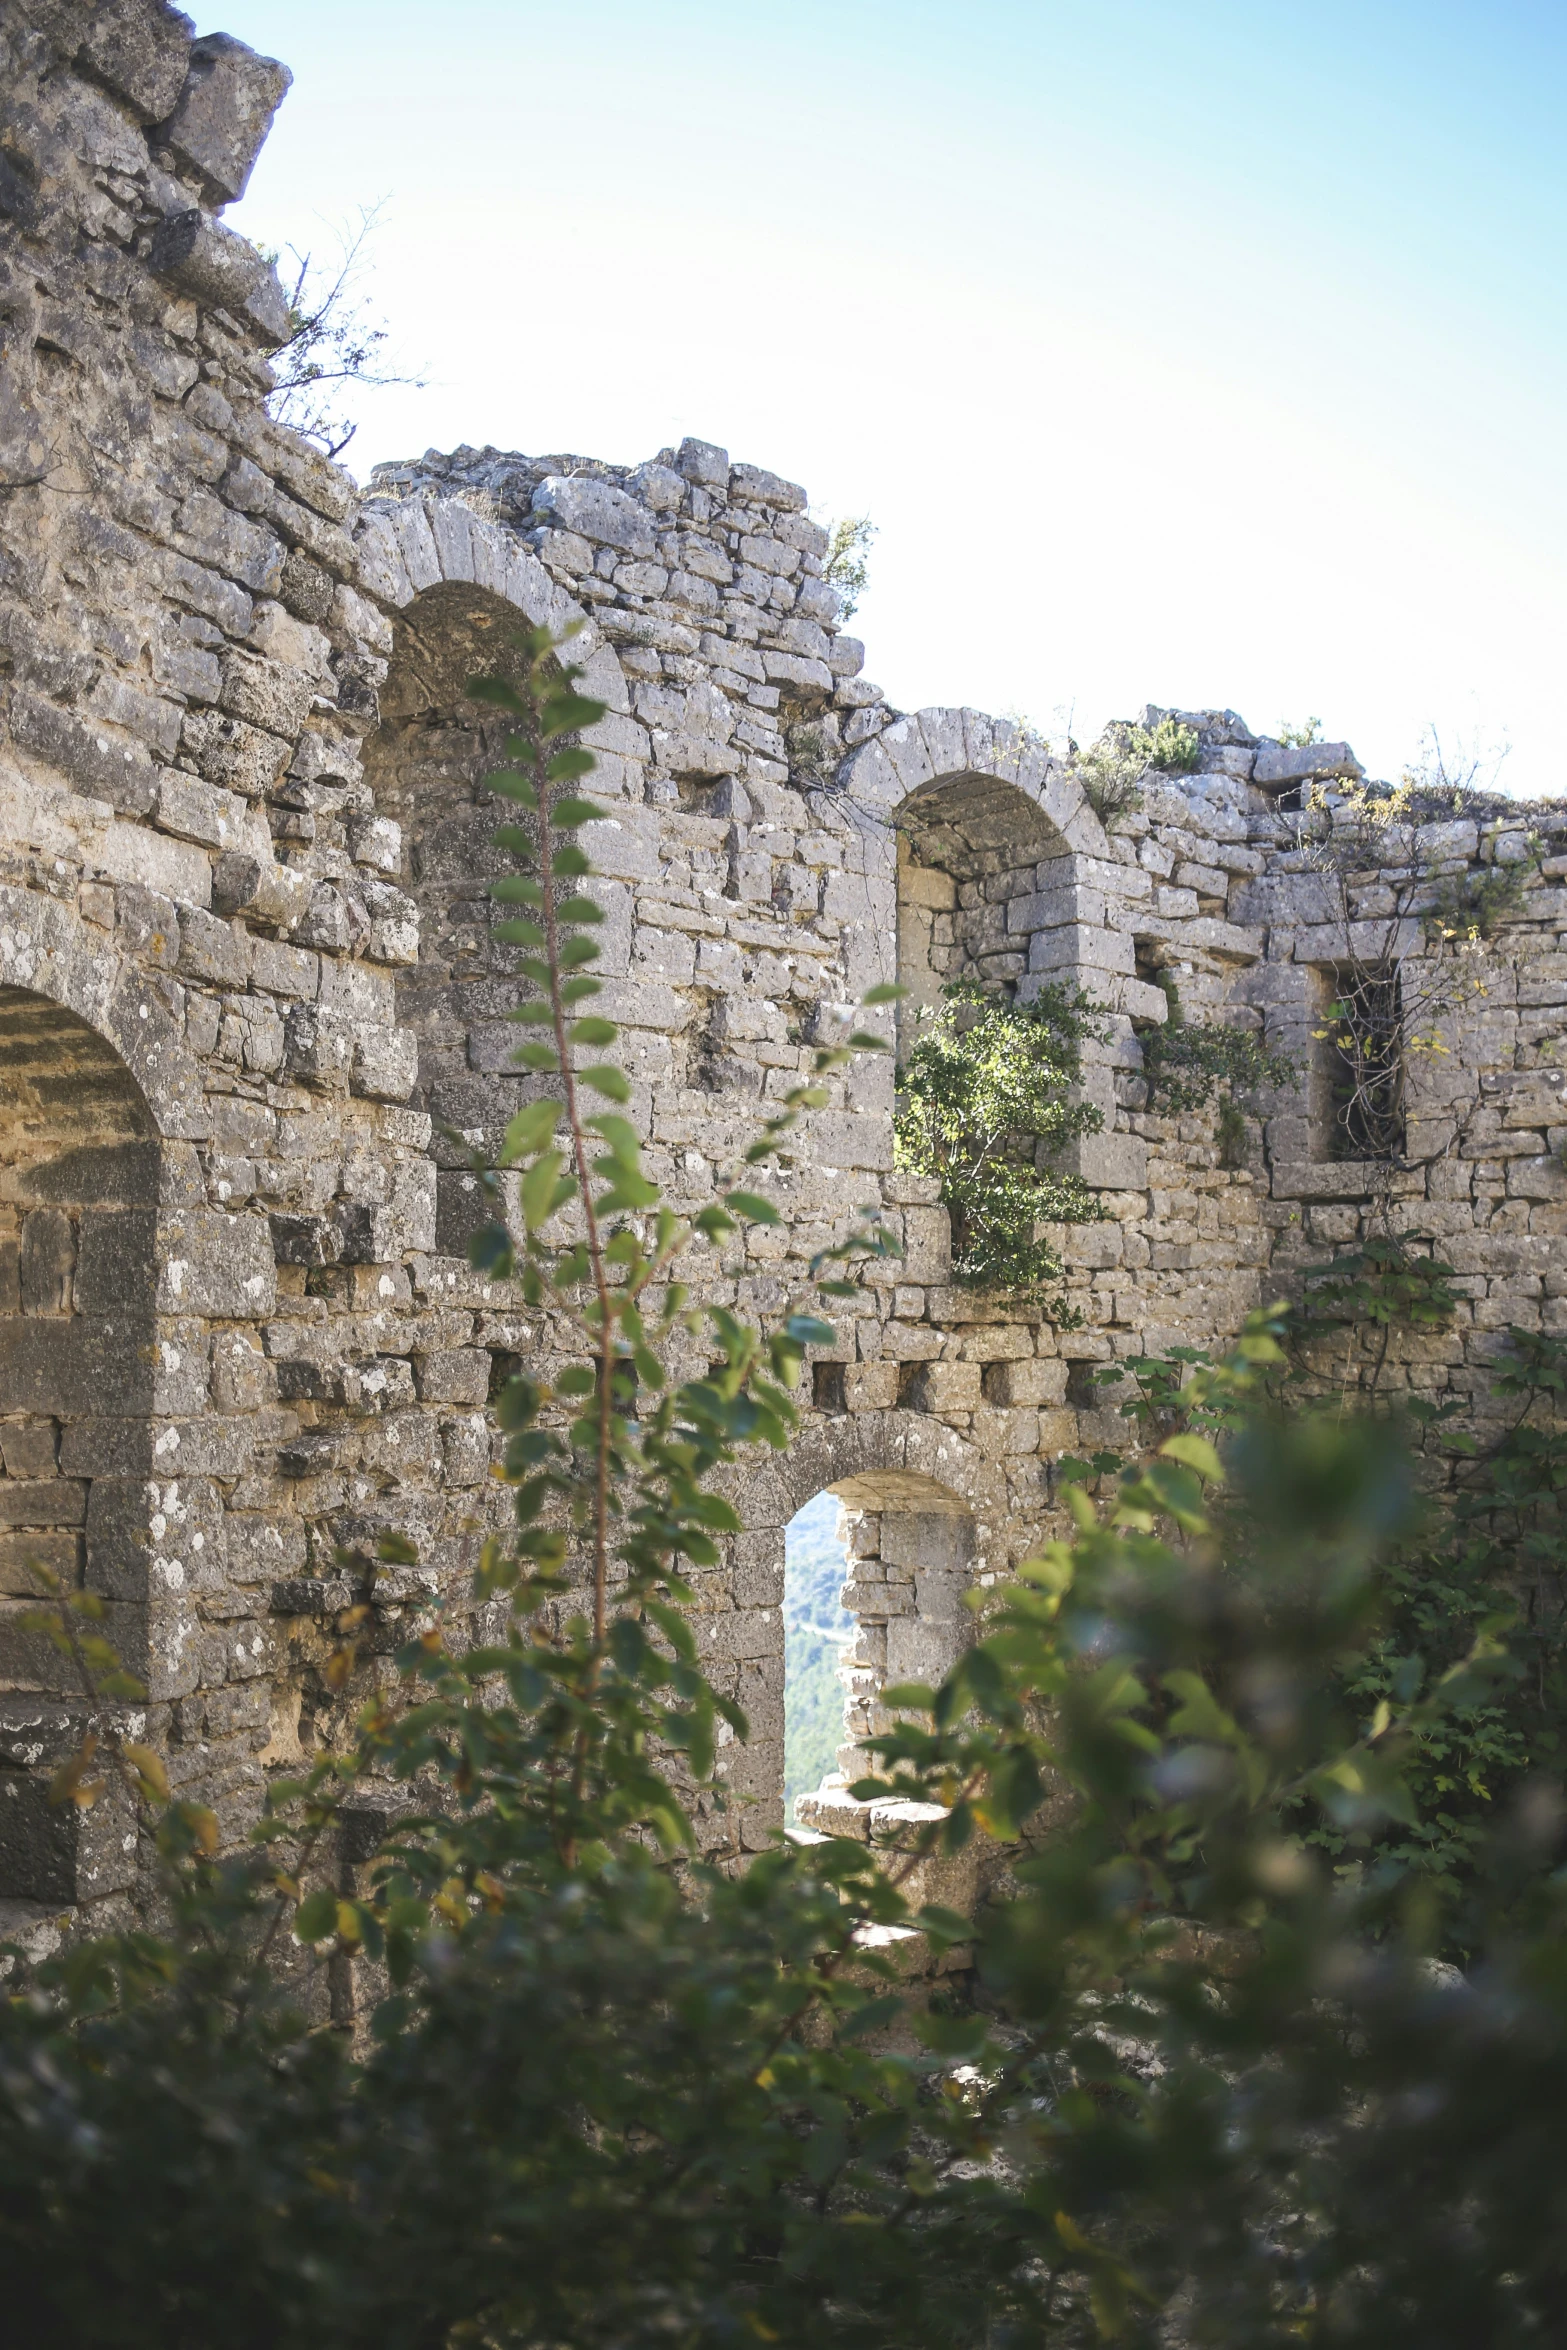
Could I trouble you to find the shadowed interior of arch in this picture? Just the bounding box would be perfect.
[895,771,1074,1052]
[783,1467,975,1827]
[0,987,156,1161]
[363,581,556,1264]
[0,987,161,1902]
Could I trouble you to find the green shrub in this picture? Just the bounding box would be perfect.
[894,980,1107,1296]
[1103,1273,1567,1959]
[1141,1015,1298,1118]
[1424,850,1539,941]
[822,513,875,620]
[1071,716,1199,828]
[1137,968,1299,1155]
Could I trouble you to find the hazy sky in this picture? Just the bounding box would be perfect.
[224,1,1566,793]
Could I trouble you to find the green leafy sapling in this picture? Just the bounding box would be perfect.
[822,513,876,620]
[1071,714,1199,828]
[1138,967,1299,1152]
[894,979,1108,1297]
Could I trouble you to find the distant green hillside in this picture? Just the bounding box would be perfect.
[783,1491,852,1821]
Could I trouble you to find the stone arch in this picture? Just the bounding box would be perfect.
[0,903,287,1915]
[840,713,1151,1193]
[838,709,1111,1055]
[0,884,209,1141]
[351,498,635,1259]
[351,489,630,720]
[724,1410,1007,1840]
[838,707,1107,859]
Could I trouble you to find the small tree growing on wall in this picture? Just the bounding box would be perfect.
[821,513,876,619]
[262,207,422,459]
[1071,715,1200,829]
[893,980,1108,1297]
[1138,966,1299,1165]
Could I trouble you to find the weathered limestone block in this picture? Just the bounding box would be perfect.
[0,1731,139,1902]
[530,476,656,558]
[78,0,195,124]
[413,1349,490,1406]
[157,1211,276,1317]
[334,1164,436,1262]
[284,1003,355,1089]
[730,463,807,512]
[211,851,312,928]
[351,1025,419,1103]
[148,210,289,343]
[157,31,292,204]
[86,1475,225,1602]
[1251,741,1363,789]
[0,1319,156,1419]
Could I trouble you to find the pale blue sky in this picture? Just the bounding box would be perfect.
[224,2,1566,791]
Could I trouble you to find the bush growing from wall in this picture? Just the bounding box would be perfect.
[1138,969,1298,1153]
[1071,716,1199,827]
[893,980,1107,1297]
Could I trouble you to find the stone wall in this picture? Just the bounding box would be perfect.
[3,1,1565,1918]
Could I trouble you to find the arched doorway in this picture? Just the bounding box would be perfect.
[784,1465,976,1828]
[783,1489,852,1821]
[0,986,161,1905]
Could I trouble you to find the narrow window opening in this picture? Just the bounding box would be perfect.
[783,1473,977,1829]
[783,1491,853,1824]
[1319,963,1405,1161]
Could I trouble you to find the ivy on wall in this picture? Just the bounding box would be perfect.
[1138,970,1299,1164]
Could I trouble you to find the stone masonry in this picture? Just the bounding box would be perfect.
[3,1,1566,1924]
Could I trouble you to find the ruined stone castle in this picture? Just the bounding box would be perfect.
[4,2,1565,1926]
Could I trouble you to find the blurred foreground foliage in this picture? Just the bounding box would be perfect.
[4,632,1567,2347]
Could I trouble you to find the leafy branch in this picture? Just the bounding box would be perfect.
[821,513,876,620]
[262,205,423,459]
[1139,969,1298,1156]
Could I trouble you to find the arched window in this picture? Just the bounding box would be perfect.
[363,579,646,1260]
[362,582,543,1258]
[783,1468,975,1829]
[895,772,1074,1053]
